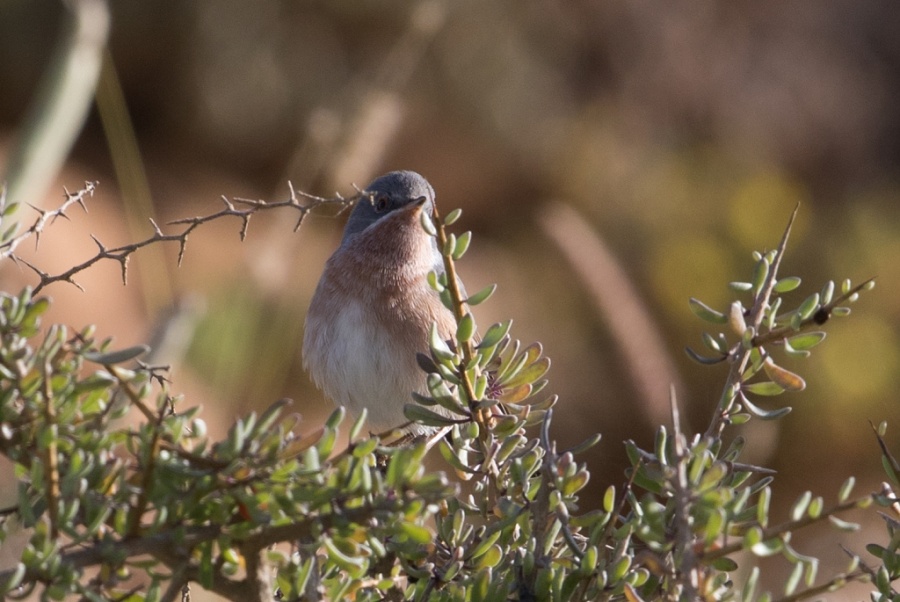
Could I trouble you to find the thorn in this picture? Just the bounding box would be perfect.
[119,256,129,285]
[177,239,187,266]
[221,195,236,210]
[295,189,331,203]
[19,257,46,277]
[775,204,800,263]
[293,212,307,232]
[76,185,90,211]
[90,234,107,252]
[335,199,354,217]
[67,277,85,293]
[49,209,71,225]
[669,384,681,435]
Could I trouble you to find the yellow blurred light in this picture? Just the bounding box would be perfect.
[650,235,736,317]
[728,171,810,251]
[820,315,899,401]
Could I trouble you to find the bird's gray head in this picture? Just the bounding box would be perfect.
[341,171,435,245]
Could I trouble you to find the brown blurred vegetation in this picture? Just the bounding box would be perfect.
[0,1,898,597]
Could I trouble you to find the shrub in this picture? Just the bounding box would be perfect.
[0,182,892,602]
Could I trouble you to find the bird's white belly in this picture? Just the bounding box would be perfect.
[315,298,424,430]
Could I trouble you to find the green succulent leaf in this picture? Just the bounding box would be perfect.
[466,283,497,306]
[711,556,738,571]
[430,322,456,361]
[820,280,835,305]
[751,537,784,557]
[741,394,791,420]
[404,404,463,427]
[786,332,826,350]
[420,210,437,236]
[797,292,820,320]
[84,344,150,364]
[837,476,855,503]
[743,381,785,396]
[773,276,802,293]
[689,298,728,324]
[452,230,472,260]
[751,256,770,295]
[478,320,512,349]
[443,208,462,226]
[828,516,860,532]
[457,312,476,343]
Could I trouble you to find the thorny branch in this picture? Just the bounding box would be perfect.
[0,181,95,260]
[0,181,365,294]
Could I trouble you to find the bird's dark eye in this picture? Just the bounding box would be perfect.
[374,196,389,212]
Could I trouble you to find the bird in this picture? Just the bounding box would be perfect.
[302,171,457,436]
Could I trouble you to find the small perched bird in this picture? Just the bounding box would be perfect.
[302,171,456,435]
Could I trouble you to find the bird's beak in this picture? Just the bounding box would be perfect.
[404,195,429,217]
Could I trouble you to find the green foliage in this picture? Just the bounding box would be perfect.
[0,187,897,601]
[0,288,456,600]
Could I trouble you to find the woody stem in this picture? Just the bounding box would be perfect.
[430,206,481,415]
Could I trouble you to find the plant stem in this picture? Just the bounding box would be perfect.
[701,493,874,561]
[704,205,798,440]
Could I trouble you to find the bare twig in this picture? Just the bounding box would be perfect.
[108,365,159,423]
[0,181,95,260]
[0,181,361,295]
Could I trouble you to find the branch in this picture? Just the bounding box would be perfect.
[41,359,60,540]
[2,181,361,295]
[749,277,876,348]
[669,387,699,599]
[430,204,478,404]
[0,181,95,260]
[704,205,798,440]
[700,492,875,562]
[0,498,411,600]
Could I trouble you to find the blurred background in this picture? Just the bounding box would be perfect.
[0,0,898,598]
